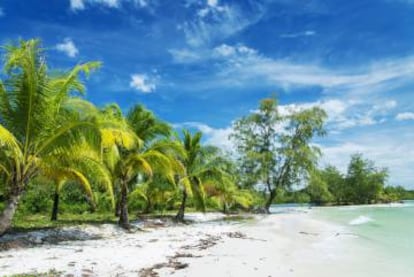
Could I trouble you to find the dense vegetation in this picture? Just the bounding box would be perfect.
[0,39,412,235]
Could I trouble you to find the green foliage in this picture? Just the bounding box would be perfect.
[306,171,333,205]
[18,179,53,214]
[344,154,388,204]
[307,155,393,205]
[230,97,327,211]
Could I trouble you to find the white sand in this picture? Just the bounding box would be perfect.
[0,212,394,277]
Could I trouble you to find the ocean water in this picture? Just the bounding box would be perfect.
[312,201,414,276]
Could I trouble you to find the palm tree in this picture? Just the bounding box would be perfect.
[43,142,113,221]
[174,131,230,221]
[99,104,183,229]
[0,39,101,235]
[203,155,253,213]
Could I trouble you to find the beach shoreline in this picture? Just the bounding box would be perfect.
[0,211,365,277]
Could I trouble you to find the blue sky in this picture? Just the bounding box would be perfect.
[0,0,413,188]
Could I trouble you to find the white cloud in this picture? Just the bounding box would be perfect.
[175,122,233,151]
[280,30,316,38]
[170,44,257,64]
[169,43,414,96]
[396,112,414,121]
[136,0,148,7]
[71,0,150,11]
[129,74,156,93]
[55,38,79,58]
[182,2,265,47]
[168,49,202,63]
[320,127,414,188]
[70,0,85,10]
[207,0,219,7]
[213,44,257,58]
[263,97,397,131]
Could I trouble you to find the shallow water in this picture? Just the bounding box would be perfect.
[312,201,414,276]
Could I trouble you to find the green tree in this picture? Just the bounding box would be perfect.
[99,104,183,228]
[174,131,230,221]
[345,154,388,204]
[203,151,253,213]
[45,142,112,221]
[231,98,327,213]
[320,166,345,204]
[306,170,333,205]
[0,39,101,235]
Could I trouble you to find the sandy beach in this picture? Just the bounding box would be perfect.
[0,211,399,277]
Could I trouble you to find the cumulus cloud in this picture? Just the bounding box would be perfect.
[129,74,156,93]
[396,112,414,121]
[56,38,79,58]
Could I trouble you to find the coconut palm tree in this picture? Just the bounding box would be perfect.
[0,39,101,235]
[98,104,184,229]
[202,155,253,213]
[174,131,232,221]
[44,141,113,221]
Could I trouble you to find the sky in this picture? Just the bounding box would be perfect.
[0,0,413,188]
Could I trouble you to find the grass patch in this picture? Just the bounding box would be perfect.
[11,212,118,232]
[7,269,62,277]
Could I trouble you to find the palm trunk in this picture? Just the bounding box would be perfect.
[115,196,121,217]
[175,189,187,222]
[118,183,130,229]
[0,193,21,236]
[143,198,152,214]
[51,192,60,221]
[87,197,96,213]
[222,202,228,214]
[264,189,276,214]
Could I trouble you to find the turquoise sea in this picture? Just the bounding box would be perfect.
[313,201,414,276]
[270,201,414,276]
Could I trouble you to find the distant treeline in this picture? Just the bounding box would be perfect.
[273,154,414,205]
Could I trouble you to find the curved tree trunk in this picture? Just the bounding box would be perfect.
[175,189,187,222]
[51,192,60,221]
[0,193,21,236]
[118,183,130,229]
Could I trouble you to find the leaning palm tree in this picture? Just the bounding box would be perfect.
[0,39,101,235]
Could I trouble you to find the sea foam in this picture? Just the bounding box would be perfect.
[349,215,373,225]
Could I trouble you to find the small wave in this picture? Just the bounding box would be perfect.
[349,215,373,225]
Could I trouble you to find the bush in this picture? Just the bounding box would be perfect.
[18,180,53,214]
